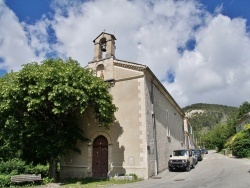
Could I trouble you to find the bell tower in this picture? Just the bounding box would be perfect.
[93,32,116,61]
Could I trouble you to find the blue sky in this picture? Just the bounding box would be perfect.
[5,0,250,28]
[1,0,250,107]
[5,0,51,24]
[201,0,250,25]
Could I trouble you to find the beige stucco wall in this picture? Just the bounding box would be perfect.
[110,76,148,178]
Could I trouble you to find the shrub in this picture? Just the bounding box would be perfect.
[0,159,26,175]
[0,175,11,187]
[232,138,250,157]
[0,159,49,176]
[24,163,49,177]
[232,124,250,157]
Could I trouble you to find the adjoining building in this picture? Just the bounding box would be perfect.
[60,32,186,179]
[183,117,195,149]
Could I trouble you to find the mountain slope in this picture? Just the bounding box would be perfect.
[182,103,238,133]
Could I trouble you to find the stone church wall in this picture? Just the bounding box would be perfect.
[144,76,185,177]
[144,76,155,177]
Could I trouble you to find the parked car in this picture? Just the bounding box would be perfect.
[168,149,195,172]
[201,148,208,154]
[192,150,198,165]
[193,149,203,161]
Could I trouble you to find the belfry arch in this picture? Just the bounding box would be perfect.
[93,32,116,61]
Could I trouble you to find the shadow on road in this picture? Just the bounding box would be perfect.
[169,168,194,173]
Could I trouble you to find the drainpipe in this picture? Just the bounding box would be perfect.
[151,80,158,176]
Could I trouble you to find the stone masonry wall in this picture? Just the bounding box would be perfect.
[144,76,185,176]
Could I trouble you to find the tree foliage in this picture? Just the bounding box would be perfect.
[183,104,238,151]
[0,58,117,179]
[231,124,250,157]
[183,103,238,137]
[236,101,250,120]
[192,101,250,153]
[202,123,232,151]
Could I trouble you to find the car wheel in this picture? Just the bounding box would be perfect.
[169,168,173,172]
[186,165,191,172]
[192,163,195,169]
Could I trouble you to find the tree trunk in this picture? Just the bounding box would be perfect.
[49,158,58,180]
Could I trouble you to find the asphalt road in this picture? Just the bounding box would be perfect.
[109,150,250,188]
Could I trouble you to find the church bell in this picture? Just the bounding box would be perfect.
[100,41,107,52]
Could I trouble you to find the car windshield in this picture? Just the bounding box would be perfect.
[194,150,201,154]
[173,150,188,156]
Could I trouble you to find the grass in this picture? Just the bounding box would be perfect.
[9,174,142,187]
[60,177,141,188]
[21,177,142,188]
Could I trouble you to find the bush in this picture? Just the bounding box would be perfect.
[0,175,11,187]
[0,159,49,176]
[24,163,49,177]
[232,138,250,157]
[0,159,26,175]
[232,124,250,157]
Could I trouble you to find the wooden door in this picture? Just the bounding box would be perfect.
[92,135,108,178]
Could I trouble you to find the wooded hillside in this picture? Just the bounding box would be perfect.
[182,103,238,133]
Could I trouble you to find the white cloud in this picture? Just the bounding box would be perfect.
[214,3,223,15]
[23,17,51,58]
[168,14,250,107]
[0,3,46,71]
[1,0,250,108]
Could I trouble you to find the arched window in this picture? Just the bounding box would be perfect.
[96,64,105,79]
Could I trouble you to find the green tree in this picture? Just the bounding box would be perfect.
[232,124,250,157]
[203,123,231,151]
[226,117,237,138]
[236,101,250,119]
[0,58,117,179]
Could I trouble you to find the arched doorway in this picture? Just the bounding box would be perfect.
[92,135,108,178]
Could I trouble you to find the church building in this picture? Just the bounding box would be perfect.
[60,32,186,179]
